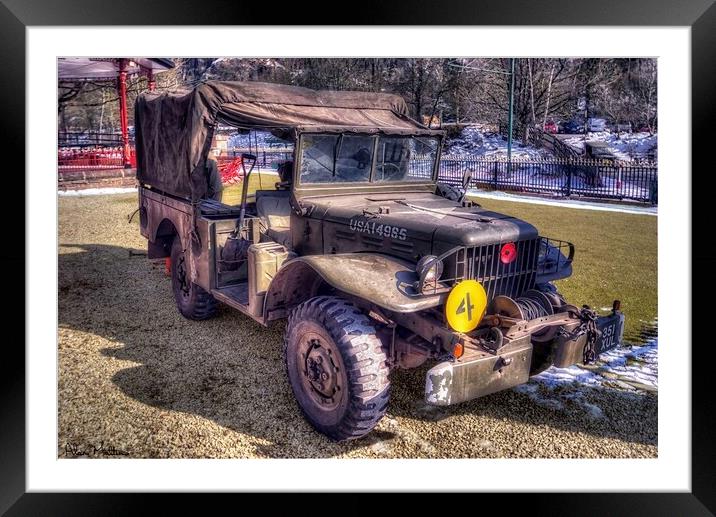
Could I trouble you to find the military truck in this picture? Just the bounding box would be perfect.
[135,81,624,441]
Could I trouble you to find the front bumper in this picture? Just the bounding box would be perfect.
[425,334,532,406]
[425,310,625,406]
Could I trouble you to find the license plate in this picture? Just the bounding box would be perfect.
[594,314,624,355]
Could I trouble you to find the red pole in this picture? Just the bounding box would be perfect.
[117,58,131,168]
[147,68,156,91]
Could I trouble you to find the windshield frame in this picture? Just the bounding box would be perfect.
[294,130,443,190]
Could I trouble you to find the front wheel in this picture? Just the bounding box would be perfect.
[284,296,390,441]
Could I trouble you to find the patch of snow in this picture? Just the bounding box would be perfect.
[563,131,657,161]
[228,131,292,149]
[58,187,137,196]
[446,126,554,159]
[532,338,658,392]
[467,189,657,216]
[514,339,657,419]
[581,402,605,420]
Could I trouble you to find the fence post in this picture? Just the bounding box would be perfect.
[565,161,572,197]
[650,175,658,204]
[493,161,498,190]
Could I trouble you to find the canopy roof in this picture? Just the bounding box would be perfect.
[135,80,441,200]
[58,58,174,80]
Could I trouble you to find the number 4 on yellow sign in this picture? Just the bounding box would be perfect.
[445,280,488,333]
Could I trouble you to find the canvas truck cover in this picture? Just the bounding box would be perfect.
[135,80,438,200]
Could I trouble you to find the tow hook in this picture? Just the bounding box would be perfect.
[496,356,513,372]
[482,326,504,353]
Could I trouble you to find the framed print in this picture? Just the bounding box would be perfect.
[4,0,714,513]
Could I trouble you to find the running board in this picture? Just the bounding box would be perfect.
[211,283,265,324]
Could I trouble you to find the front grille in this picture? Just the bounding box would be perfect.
[437,238,540,300]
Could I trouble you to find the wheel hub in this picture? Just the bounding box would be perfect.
[302,337,341,409]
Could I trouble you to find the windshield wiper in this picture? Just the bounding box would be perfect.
[395,200,493,222]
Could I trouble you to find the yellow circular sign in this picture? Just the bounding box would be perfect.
[445,280,487,333]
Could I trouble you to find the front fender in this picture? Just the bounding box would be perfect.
[264,253,445,317]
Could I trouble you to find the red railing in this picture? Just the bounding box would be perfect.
[216,155,245,185]
[58,147,136,170]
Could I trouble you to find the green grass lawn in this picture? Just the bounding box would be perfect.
[470,197,657,341]
[221,172,278,206]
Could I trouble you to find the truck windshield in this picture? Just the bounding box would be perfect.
[374,136,438,183]
[299,134,439,184]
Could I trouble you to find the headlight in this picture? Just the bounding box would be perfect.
[414,255,444,292]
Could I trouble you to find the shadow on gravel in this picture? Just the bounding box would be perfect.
[59,243,392,458]
[59,242,656,457]
[388,367,657,448]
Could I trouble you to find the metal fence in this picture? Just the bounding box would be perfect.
[438,156,658,204]
[56,144,658,204]
[223,149,658,204]
[58,131,132,148]
[223,148,294,170]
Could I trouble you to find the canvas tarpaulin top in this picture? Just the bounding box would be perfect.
[135,80,440,201]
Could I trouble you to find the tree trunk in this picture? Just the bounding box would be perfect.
[413,61,424,121]
[542,62,556,130]
[528,59,536,126]
[429,90,443,128]
[98,89,106,135]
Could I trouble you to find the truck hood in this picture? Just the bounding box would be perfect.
[301,191,539,256]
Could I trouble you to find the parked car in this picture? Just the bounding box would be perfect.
[614,122,632,133]
[585,140,616,161]
[561,119,585,134]
[543,120,558,134]
[587,118,607,132]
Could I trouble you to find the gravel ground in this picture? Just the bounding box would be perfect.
[58,194,657,459]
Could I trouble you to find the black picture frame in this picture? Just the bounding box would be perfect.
[4,0,713,513]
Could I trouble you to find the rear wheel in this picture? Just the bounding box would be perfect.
[171,237,217,320]
[284,296,390,441]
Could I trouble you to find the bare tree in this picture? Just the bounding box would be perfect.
[57,57,658,137]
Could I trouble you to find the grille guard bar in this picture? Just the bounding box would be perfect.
[535,237,574,283]
[419,236,574,297]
